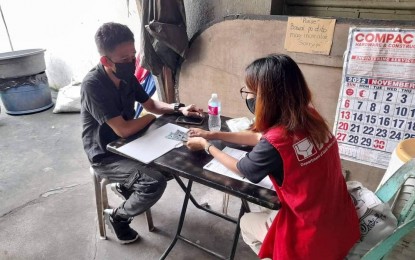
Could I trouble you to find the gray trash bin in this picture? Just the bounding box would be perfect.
[0,49,53,115]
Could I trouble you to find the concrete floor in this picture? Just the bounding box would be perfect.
[0,94,259,260]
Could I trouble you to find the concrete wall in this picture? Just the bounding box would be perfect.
[177,16,415,190]
[184,0,274,39]
[0,0,141,89]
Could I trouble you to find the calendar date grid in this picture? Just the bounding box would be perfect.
[335,76,415,152]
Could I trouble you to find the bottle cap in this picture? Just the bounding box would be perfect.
[212,93,218,98]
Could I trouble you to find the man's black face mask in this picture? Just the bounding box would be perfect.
[113,61,136,82]
[109,58,136,82]
[246,97,256,114]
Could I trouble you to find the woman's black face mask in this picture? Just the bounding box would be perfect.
[245,97,256,114]
[113,61,136,82]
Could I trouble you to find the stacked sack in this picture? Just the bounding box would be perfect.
[347,181,398,259]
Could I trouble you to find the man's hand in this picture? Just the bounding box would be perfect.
[186,137,208,151]
[179,104,203,117]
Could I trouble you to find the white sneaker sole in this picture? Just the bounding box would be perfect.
[110,183,127,200]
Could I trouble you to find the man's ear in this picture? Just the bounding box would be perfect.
[100,56,111,67]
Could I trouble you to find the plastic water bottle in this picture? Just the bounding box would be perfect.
[208,93,221,131]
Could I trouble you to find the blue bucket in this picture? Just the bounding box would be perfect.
[0,73,53,115]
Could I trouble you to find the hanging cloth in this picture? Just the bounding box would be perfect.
[135,0,188,76]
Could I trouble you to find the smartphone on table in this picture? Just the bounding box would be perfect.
[176,116,205,125]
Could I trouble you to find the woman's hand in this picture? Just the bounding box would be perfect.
[186,137,208,151]
[188,128,211,139]
[180,104,203,117]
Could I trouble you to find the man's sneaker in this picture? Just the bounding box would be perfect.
[104,209,140,244]
[111,183,133,200]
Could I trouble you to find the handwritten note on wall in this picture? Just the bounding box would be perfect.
[284,17,336,55]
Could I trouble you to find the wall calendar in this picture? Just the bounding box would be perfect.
[334,28,415,169]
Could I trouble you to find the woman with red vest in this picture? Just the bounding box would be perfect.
[186,54,360,259]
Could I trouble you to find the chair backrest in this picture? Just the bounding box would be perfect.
[375,159,415,225]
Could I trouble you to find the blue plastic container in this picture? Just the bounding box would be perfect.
[0,72,53,115]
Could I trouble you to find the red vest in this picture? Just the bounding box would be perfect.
[259,127,360,260]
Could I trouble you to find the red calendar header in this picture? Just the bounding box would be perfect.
[355,33,414,44]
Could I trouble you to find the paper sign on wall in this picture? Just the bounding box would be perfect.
[284,17,336,55]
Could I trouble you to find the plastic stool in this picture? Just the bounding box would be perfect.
[222,193,230,215]
[378,138,415,189]
[90,167,154,239]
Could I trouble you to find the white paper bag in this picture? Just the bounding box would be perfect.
[346,181,398,259]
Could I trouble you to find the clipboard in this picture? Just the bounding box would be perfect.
[115,123,188,164]
[203,146,275,191]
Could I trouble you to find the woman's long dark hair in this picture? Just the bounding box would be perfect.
[245,54,330,144]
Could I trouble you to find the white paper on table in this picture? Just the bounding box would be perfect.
[115,123,188,164]
[203,146,275,191]
[226,117,252,132]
